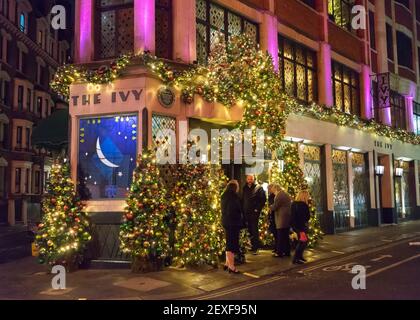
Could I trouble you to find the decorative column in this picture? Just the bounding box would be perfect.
[173,0,196,63]
[322,144,335,234]
[260,12,279,71]
[368,151,380,226]
[75,0,94,63]
[379,154,396,224]
[8,199,15,226]
[134,0,156,54]
[22,200,28,226]
[361,64,373,119]
[347,152,355,228]
[374,0,388,73]
[318,43,334,107]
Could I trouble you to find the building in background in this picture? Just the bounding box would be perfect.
[0,0,73,227]
[65,0,420,263]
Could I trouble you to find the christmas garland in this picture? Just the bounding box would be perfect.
[50,35,420,146]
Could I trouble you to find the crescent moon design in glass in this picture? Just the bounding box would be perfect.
[96,137,120,168]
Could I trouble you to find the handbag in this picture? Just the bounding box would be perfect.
[299,232,308,243]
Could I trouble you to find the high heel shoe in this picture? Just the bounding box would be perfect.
[228,268,241,274]
[223,265,228,271]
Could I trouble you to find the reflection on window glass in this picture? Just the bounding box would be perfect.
[78,114,138,200]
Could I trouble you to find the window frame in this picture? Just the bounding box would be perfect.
[413,101,420,135]
[196,0,259,64]
[390,90,406,130]
[328,0,356,33]
[332,61,361,116]
[278,36,318,104]
[15,167,21,194]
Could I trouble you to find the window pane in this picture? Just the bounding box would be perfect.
[296,64,306,101]
[78,114,138,200]
[210,4,224,31]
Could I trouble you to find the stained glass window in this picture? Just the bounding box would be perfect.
[390,91,406,130]
[152,114,176,149]
[414,102,420,135]
[97,0,134,59]
[196,0,259,64]
[332,61,360,116]
[303,145,324,216]
[78,114,138,200]
[328,0,356,33]
[155,0,173,59]
[279,37,318,104]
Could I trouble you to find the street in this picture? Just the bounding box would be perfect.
[195,237,420,300]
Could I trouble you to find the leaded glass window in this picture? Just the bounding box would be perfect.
[96,0,134,59]
[196,0,259,64]
[303,145,324,215]
[395,161,413,220]
[328,0,356,33]
[279,37,318,104]
[152,114,176,149]
[390,91,406,130]
[155,0,172,59]
[332,149,350,231]
[352,153,369,228]
[332,61,360,116]
[414,101,420,135]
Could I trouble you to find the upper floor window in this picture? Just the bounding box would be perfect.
[34,170,41,194]
[96,0,134,60]
[15,168,21,193]
[26,88,31,111]
[279,37,317,104]
[25,127,30,150]
[413,101,420,135]
[300,0,316,8]
[1,0,9,19]
[369,11,375,50]
[328,0,355,33]
[332,61,360,116]
[0,165,5,197]
[396,31,413,69]
[196,0,259,64]
[390,91,406,130]
[36,96,42,117]
[16,126,23,149]
[155,0,173,60]
[386,24,394,61]
[0,78,10,107]
[17,85,24,111]
[19,12,27,33]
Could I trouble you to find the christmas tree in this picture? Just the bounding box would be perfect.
[119,150,170,272]
[172,163,227,267]
[272,143,323,247]
[36,159,91,270]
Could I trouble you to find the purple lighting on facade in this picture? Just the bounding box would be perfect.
[134,0,155,53]
[77,0,93,63]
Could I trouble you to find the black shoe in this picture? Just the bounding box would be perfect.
[251,250,259,256]
[273,253,284,258]
[228,268,241,274]
[293,260,305,265]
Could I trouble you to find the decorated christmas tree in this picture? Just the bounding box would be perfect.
[172,163,227,267]
[119,150,170,272]
[36,159,91,270]
[275,143,323,247]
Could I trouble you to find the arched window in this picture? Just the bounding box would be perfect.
[19,12,26,33]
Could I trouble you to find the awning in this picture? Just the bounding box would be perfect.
[32,108,69,150]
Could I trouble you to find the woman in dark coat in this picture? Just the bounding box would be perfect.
[290,190,311,265]
[221,180,243,274]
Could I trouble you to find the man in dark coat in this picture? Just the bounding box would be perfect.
[242,175,266,254]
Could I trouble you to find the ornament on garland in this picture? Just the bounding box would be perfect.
[35,159,91,270]
[119,150,171,273]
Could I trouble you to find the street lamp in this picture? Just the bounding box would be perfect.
[375,165,385,176]
[395,167,403,177]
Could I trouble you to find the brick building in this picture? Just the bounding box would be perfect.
[67,0,420,261]
[0,0,72,226]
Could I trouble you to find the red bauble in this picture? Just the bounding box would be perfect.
[126,213,134,221]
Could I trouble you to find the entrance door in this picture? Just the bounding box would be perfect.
[352,153,369,228]
[332,149,350,232]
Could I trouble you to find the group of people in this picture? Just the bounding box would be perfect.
[221,175,311,274]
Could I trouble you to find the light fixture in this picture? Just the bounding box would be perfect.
[375,165,385,176]
[395,167,403,177]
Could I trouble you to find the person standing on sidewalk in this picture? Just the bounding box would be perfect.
[242,175,266,255]
[290,190,311,265]
[267,184,277,253]
[270,185,292,258]
[221,180,244,274]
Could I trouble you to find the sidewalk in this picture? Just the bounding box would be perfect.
[1,220,420,300]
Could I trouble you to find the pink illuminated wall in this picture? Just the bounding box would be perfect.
[134,0,155,54]
[75,0,93,63]
[261,13,279,71]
